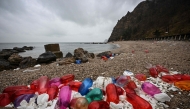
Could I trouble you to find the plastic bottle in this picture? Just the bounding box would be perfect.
[78,78,93,96]
[115,75,130,87]
[126,93,152,109]
[174,80,190,91]
[149,67,158,78]
[3,85,29,97]
[68,81,82,92]
[106,83,119,104]
[76,60,81,64]
[126,81,137,90]
[141,82,161,96]
[49,77,61,87]
[38,76,49,94]
[12,89,35,102]
[85,88,103,103]
[13,94,36,108]
[47,85,59,101]
[135,73,147,81]
[116,85,125,95]
[88,101,110,109]
[70,97,88,109]
[156,65,169,73]
[60,74,75,85]
[161,74,190,83]
[0,93,11,107]
[58,86,72,109]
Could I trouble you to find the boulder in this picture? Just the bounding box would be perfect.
[58,57,76,65]
[89,53,95,59]
[96,51,112,57]
[8,53,22,65]
[65,52,73,58]
[22,46,34,50]
[74,48,85,59]
[74,48,87,63]
[19,56,37,69]
[37,51,56,63]
[0,59,11,71]
[44,44,60,52]
[13,47,26,52]
[52,51,63,58]
[0,51,14,60]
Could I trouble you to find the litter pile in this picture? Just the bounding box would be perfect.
[0,64,190,109]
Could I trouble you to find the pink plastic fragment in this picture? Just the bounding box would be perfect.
[141,82,161,96]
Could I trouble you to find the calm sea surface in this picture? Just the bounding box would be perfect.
[0,42,119,58]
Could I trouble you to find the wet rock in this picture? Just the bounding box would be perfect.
[8,53,22,65]
[96,51,112,57]
[0,59,11,71]
[58,57,76,65]
[37,51,56,63]
[22,46,34,50]
[19,56,37,69]
[65,52,73,58]
[13,47,26,52]
[74,48,94,63]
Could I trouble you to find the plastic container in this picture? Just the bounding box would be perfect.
[126,93,152,109]
[12,89,35,102]
[88,101,110,109]
[3,85,29,98]
[92,76,112,90]
[58,86,72,109]
[30,76,49,94]
[78,78,93,96]
[135,74,147,81]
[156,65,169,73]
[141,82,161,96]
[49,77,61,87]
[85,88,103,103]
[161,74,190,83]
[70,97,88,109]
[116,75,130,87]
[116,86,125,95]
[60,74,75,85]
[0,93,11,107]
[149,67,158,78]
[13,94,36,108]
[126,81,137,90]
[76,60,81,64]
[47,85,59,100]
[174,80,190,91]
[106,83,119,104]
[68,81,82,92]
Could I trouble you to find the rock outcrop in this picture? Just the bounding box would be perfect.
[44,44,63,58]
[108,0,190,41]
[37,51,56,63]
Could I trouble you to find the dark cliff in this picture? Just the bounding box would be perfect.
[108,0,190,42]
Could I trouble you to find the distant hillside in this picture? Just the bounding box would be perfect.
[108,0,190,42]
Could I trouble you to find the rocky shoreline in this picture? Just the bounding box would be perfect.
[0,41,190,108]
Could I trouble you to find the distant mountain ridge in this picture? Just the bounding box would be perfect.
[108,0,190,42]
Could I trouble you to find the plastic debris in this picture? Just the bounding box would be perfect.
[34,64,41,68]
[141,82,161,96]
[1,64,190,109]
[154,93,171,102]
[123,70,134,76]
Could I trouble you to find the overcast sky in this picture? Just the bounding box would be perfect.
[0,0,144,42]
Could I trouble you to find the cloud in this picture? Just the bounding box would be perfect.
[0,0,144,42]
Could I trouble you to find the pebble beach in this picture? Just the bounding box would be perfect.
[0,41,190,109]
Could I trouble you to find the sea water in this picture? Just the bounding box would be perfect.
[0,42,118,58]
